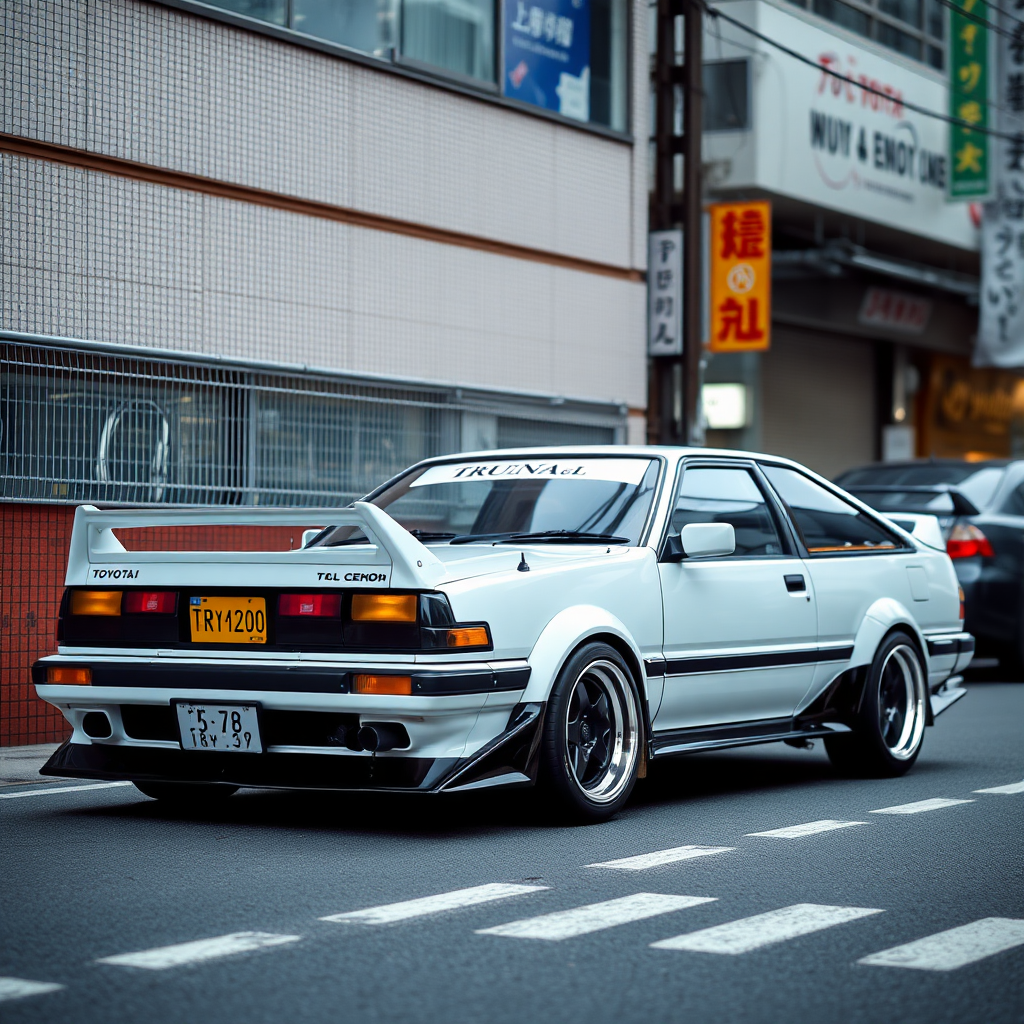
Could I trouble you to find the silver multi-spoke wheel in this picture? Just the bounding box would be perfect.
[563,658,639,805]
[876,643,926,760]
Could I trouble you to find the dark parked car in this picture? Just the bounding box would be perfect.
[835,459,1024,675]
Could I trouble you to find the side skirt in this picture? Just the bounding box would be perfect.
[650,717,851,758]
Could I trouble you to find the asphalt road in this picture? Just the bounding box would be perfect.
[2,682,1022,1024]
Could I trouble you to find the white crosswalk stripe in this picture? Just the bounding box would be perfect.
[859,918,1024,971]
[587,846,735,871]
[476,893,715,941]
[0,978,65,1002]
[0,782,134,800]
[746,820,867,839]
[319,883,547,925]
[651,903,884,954]
[869,798,974,815]
[974,780,1024,795]
[96,932,301,969]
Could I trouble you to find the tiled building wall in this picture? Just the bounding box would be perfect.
[1,154,647,406]
[1,0,647,270]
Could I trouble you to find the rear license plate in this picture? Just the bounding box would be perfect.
[174,702,262,753]
[189,596,267,644]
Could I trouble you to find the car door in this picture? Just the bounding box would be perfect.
[654,461,818,733]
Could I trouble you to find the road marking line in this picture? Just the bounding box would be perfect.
[320,883,547,925]
[0,782,134,800]
[588,846,735,871]
[96,931,301,970]
[869,797,974,815]
[974,780,1024,795]
[859,918,1024,971]
[476,893,715,941]
[0,978,65,1002]
[651,903,884,954]
[746,820,867,839]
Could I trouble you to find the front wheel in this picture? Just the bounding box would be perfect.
[538,643,643,823]
[825,631,927,777]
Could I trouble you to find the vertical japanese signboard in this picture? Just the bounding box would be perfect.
[503,0,590,122]
[949,0,990,199]
[977,5,1024,365]
[708,201,771,353]
[648,230,683,356]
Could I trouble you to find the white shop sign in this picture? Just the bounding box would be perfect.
[703,0,980,251]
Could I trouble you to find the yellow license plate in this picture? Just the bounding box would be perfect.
[189,596,267,644]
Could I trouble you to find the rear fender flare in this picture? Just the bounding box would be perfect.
[523,606,648,706]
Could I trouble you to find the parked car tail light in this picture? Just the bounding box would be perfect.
[353,674,412,695]
[46,666,92,685]
[278,593,342,617]
[946,523,995,559]
[351,594,417,622]
[71,590,122,616]
[124,591,177,614]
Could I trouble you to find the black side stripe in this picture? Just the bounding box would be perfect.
[648,646,855,676]
[926,636,974,658]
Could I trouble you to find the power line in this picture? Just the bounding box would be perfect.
[928,0,1017,40]
[703,2,1020,142]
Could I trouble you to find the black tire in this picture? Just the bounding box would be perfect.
[538,642,644,823]
[133,781,239,803]
[825,630,927,778]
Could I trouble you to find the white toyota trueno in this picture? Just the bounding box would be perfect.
[35,446,973,822]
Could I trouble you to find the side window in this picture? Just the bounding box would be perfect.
[671,467,784,556]
[762,465,903,554]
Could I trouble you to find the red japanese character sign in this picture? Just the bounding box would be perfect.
[708,201,772,352]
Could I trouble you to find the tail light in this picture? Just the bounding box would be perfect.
[959,586,965,620]
[946,523,994,559]
[278,593,342,617]
[124,591,177,614]
[71,591,122,616]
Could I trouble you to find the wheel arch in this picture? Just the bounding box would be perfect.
[523,606,648,706]
[848,602,931,724]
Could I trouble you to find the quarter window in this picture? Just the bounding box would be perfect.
[670,466,784,556]
[762,465,903,554]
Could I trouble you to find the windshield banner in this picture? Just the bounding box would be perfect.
[412,459,650,487]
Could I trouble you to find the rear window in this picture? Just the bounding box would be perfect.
[836,464,1006,513]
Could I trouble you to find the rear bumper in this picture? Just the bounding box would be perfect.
[40,702,546,794]
[924,631,975,683]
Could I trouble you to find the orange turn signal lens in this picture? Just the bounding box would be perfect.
[46,666,92,685]
[446,626,490,648]
[353,674,412,696]
[959,586,965,620]
[350,594,417,623]
[71,590,122,616]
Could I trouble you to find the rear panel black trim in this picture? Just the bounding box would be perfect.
[661,646,854,675]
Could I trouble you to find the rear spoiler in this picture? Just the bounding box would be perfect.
[881,512,946,552]
[65,502,447,589]
[849,484,980,517]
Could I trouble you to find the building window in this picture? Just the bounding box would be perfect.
[786,0,945,70]
[703,60,748,132]
[501,0,629,129]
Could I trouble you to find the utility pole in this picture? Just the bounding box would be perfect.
[650,0,703,445]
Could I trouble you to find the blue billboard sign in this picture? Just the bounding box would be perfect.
[502,0,591,122]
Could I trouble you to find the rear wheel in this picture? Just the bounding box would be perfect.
[538,643,643,823]
[134,781,239,803]
[825,631,926,777]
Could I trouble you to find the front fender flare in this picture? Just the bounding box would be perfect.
[522,605,647,704]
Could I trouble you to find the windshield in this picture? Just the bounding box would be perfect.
[836,464,1006,513]
[312,457,661,547]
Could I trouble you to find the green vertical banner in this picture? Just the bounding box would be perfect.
[949,0,990,199]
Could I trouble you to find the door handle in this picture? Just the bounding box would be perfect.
[784,574,806,593]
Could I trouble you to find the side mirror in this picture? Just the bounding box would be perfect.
[662,533,685,562]
[680,522,735,558]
